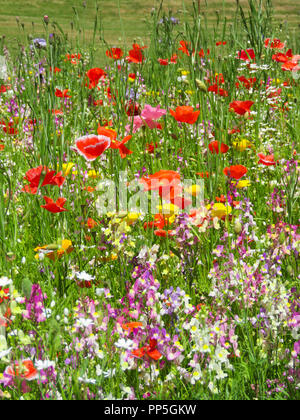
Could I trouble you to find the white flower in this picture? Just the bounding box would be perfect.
[35,360,56,371]
[0,277,12,287]
[0,348,12,360]
[75,271,95,282]
[75,318,94,328]
[78,375,97,385]
[115,338,135,350]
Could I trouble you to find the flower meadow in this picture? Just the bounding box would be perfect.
[0,0,299,400]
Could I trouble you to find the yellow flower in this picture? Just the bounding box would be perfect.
[187,184,202,197]
[232,139,252,152]
[157,203,179,216]
[34,239,73,261]
[236,179,251,189]
[88,170,100,179]
[62,162,75,176]
[208,203,232,219]
[125,212,141,225]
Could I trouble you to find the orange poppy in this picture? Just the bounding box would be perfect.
[55,88,71,98]
[196,171,210,178]
[4,360,38,381]
[86,68,106,89]
[126,44,146,64]
[223,165,248,180]
[140,170,181,191]
[122,322,143,333]
[132,339,162,361]
[265,38,285,49]
[41,197,68,213]
[229,100,254,115]
[208,141,229,154]
[97,125,132,158]
[178,40,193,56]
[106,47,124,60]
[170,106,200,124]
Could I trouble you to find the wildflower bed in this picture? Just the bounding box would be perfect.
[0,0,299,400]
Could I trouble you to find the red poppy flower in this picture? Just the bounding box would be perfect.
[41,197,68,213]
[0,85,10,93]
[106,47,124,60]
[23,166,65,194]
[146,142,158,154]
[265,38,285,49]
[50,67,61,74]
[73,134,111,161]
[140,170,181,191]
[125,100,141,116]
[154,229,175,238]
[236,76,257,90]
[128,73,136,81]
[55,88,71,98]
[4,360,38,381]
[236,48,255,61]
[229,100,254,115]
[170,54,178,63]
[223,165,248,180]
[208,141,229,154]
[0,121,18,135]
[228,127,241,135]
[208,84,228,97]
[281,61,300,72]
[216,41,227,46]
[196,171,210,178]
[86,218,98,229]
[86,68,106,89]
[257,153,277,166]
[272,49,293,63]
[178,40,192,56]
[170,106,200,124]
[0,142,4,151]
[126,44,146,64]
[158,58,169,66]
[198,48,210,57]
[97,125,132,158]
[132,339,162,361]
[50,109,63,115]
[144,214,167,230]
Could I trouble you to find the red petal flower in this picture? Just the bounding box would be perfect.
[41,196,68,213]
[86,68,106,88]
[257,153,277,166]
[223,165,248,180]
[23,166,65,194]
[170,106,200,124]
[106,47,123,60]
[73,135,111,161]
[236,48,255,61]
[229,100,254,115]
[208,141,229,154]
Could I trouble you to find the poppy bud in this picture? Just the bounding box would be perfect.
[44,15,49,24]
[234,219,242,234]
[287,265,293,276]
[195,79,207,92]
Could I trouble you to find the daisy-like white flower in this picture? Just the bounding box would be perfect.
[35,360,56,371]
[115,338,135,350]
